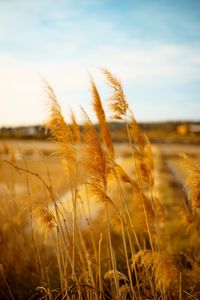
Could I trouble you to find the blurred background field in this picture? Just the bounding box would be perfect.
[1,131,200,298]
[1,136,200,207]
[1,121,200,144]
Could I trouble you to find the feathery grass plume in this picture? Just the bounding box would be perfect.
[134,145,154,188]
[111,161,155,222]
[102,69,128,119]
[180,210,193,232]
[111,160,155,221]
[87,182,113,205]
[82,111,115,207]
[82,109,108,192]
[110,215,122,234]
[112,162,145,198]
[129,111,154,187]
[128,110,154,188]
[103,69,154,188]
[44,80,76,173]
[134,189,155,222]
[104,270,129,282]
[90,76,114,158]
[70,110,81,144]
[113,162,136,185]
[129,112,147,151]
[180,209,200,234]
[33,207,57,238]
[44,80,69,142]
[131,250,179,294]
[179,153,200,211]
[154,196,166,222]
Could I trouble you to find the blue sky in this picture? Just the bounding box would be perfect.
[0,0,200,126]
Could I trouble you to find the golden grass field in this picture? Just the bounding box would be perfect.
[0,71,200,299]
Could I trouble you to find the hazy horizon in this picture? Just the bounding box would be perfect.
[1,119,200,130]
[1,0,200,126]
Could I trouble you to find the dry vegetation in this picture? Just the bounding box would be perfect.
[0,70,200,299]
